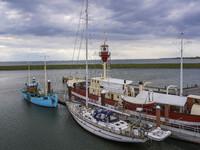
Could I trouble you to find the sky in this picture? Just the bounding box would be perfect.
[0,0,199,61]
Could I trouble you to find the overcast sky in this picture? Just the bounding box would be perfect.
[0,0,199,61]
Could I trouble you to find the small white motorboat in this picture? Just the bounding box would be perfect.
[148,127,171,141]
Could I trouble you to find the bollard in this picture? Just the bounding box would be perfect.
[164,104,169,124]
[156,105,161,127]
[101,93,105,106]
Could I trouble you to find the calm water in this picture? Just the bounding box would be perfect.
[0,58,200,66]
[0,69,200,150]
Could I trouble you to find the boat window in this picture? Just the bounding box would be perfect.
[120,122,125,124]
[117,95,119,99]
[115,123,120,126]
[194,99,199,104]
[175,106,180,112]
[43,97,48,100]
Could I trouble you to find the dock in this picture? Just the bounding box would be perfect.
[57,93,67,106]
[184,86,200,95]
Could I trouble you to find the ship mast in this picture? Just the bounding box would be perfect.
[174,33,191,96]
[103,25,107,79]
[180,33,183,96]
[99,26,110,79]
[28,63,31,84]
[104,25,106,45]
[85,0,89,107]
[44,56,47,96]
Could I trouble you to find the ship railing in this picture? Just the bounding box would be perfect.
[126,108,200,137]
[155,117,200,138]
[165,121,200,133]
[127,107,200,132]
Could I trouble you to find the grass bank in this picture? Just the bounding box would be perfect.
[0,63,200,70]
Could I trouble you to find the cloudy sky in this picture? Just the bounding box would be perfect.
[0,0,199,61]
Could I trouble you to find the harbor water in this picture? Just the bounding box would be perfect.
[0,69,200,150]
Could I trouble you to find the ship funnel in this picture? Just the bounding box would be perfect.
[139,81,143,93]
[48,80,51,94]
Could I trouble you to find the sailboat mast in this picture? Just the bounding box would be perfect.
[85,0,89,107]
[28,63,31,84]
[44,56,47,96]
[180,33,183,96]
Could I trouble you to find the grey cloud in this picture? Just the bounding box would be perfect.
[1,0,200,39]
[0,0,199,61]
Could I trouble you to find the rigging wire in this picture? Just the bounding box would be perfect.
[70,0,85,77]
[75,22,86,78]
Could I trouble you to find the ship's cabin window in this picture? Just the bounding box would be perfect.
[108,93,110,97]
[194,99,199,104]
[43,97,48,100]
[174,106,180,112]
[117,95,119,99]
[101,47,108,52]
[97,81,99,83]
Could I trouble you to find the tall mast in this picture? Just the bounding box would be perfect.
[174,33,191,96]
[44,56,47,96]
[103,25,106,45]
[28,63,31,84]
[180,33,183,96]
[85,0,89,107]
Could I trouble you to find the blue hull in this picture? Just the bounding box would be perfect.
[22,92,58,108]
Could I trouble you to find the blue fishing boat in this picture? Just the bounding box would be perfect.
[21,57,58,108]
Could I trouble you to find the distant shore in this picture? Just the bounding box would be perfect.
[173,56,200,59]
[0,63,200,70]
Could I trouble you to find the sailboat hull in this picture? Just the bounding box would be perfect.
[22,92,58,108]
[67,102,147,143]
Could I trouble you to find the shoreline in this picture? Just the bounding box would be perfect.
[0,63,200,70]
